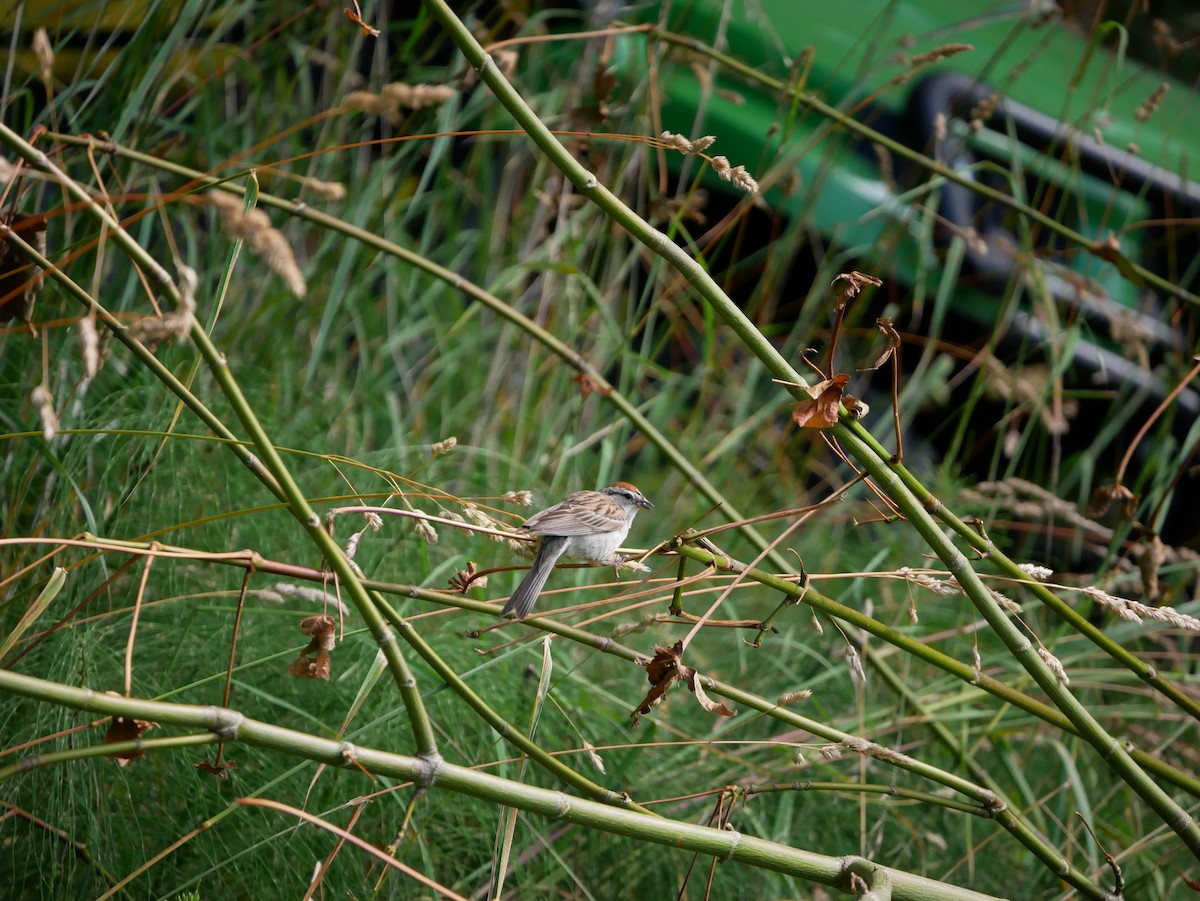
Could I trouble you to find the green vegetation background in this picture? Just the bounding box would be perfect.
[1,2,1198,899]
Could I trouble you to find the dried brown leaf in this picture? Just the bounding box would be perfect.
[1087,483,1135,518]
[831,270,883,307]
[842,394,869,419]
[572,372,611,399]
[0,212,48,324]
[344,0,380,37]
[288,648,331,680]
[1137,532,1166,601]
[866,318,901,370]
[299,614,336,650]
[104,716,155,764]
[632,641,737,722]
[632,641,684,725]
[195,759,238,778]
[289,614,336,680]
[1091,231,1144,285]
[792,374,850,429]
[448,561,486,593]
[685,669,737,717]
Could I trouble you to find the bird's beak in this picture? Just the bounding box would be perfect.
[638,496,654,509]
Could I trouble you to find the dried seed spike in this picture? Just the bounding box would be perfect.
[1037,647,1070,686]
[31,383,57,441]
[208,193,306,297]
[910,42,975,65]
[33,28,54,81]
[1136,83,1169,123]
[659,131,693,152]
[414,518,438,544]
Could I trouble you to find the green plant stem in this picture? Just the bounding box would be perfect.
[414,0,1200,862]
[0,733,217,780]
[745,780,986,815]
[667,542,1200,798]
[0,668,1005,901]
[834,427,1200,861]
[864,649,1108,898]
[25,528,1198,801]
[38,130,788,573]
[0,123,438,764]
[369,586,652,814]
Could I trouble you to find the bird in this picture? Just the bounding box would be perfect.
[501,482,653,619]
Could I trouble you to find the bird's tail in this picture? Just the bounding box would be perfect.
[502,536,568,619]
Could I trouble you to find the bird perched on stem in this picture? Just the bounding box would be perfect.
[501,482,653,620]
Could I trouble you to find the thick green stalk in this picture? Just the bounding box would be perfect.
[415,0,1200,861]
[0,733,216,780]
[646,24,1200,721]
[836,427,1200,860]
[866,650,1107,898]
[0,122,438,762]
[0,220,284,502]
[40,130,785,568]
[667,541,1200,798]
[0,669,1004,901]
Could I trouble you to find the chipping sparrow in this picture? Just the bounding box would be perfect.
[501,482,653,619]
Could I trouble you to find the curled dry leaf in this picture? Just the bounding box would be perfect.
[842,394,869,419]
[632,641,682,724]
[631,640,737,725]
[866,318,902,370]
[1091,230,1144,285]
[0,212,48,324]
[288,614,336,680]
[104,716,156,764]
[449,561,486,593]
[343,0,380,37]
[195,758,238,778]
[572,372,611,399]
[792,374,849,429]
[1087,483,1136,519]
[685,670,737,717]
[1136,531,1166,601]
[831,270,883,306]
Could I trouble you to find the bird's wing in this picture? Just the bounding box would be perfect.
[520,491,626,536]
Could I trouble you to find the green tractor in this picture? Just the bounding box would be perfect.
[608,0,1198,543]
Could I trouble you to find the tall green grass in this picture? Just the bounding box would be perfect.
[1,1,1198,899]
